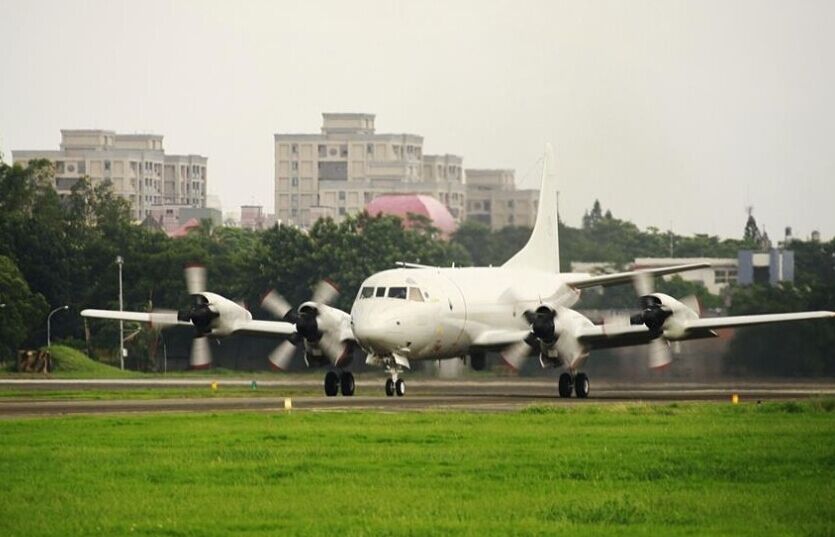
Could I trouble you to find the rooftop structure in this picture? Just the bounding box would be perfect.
[365,194,457,237]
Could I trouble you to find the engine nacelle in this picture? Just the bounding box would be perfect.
[644,293,699,340]
[184,292,251,337]
[299,302,355,367]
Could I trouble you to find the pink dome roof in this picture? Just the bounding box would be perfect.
[365,194,457,236]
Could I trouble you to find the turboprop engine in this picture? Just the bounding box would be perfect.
[628,292,700,368]
[166,265,254,368]
[261,281,355,370]
[501,304,561,367]
[177,292,252,338]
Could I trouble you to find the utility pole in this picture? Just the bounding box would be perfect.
[116,255,125,370]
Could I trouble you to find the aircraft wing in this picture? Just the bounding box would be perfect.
[576,310,835,350]
[566,263,710,290]
[470,329,531,349]
[230,320,298,337]
[576,324,658,350]
[680,311,835,331]
[80,309,190,327]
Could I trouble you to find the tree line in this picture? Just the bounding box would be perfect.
[1,159,832,375]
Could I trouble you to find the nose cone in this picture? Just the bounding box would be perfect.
[352,302,410,354]
[353,318,403,354]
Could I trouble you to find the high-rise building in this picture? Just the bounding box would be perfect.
[274,113,465,228]
[13,129,207,221]
[464,169,538,230]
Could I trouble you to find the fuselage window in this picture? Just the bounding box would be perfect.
[375,287,386,298]
[360,287,374,299]
[388,287,407,299]
[408,287,424,302]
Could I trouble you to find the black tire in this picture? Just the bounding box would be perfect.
[385,378,395,397]
[395,378,406,397]
[340,371,355,396]
[575,372,590,399]
[324,370,340,397]
[558,372,573,398]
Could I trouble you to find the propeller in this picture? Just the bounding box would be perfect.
[629,273,673,369]
[501,306,561,370]
[185,264,207,295]
[190,336,212,369]
[261,280,340,370]
[501,332,540,370]
[176,265,219,369]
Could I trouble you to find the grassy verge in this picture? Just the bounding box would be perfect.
[0,402,833,536]
[0,385,322,400]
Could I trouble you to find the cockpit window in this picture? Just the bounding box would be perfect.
[387,287,407,299]
[375,287,386,297]
[360,287,374,299]
[408,287,424,302]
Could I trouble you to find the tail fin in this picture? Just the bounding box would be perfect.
[503,144,560,273]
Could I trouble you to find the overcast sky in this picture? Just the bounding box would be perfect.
[1,0,833,240]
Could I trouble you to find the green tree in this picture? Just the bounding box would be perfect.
[0,255,48,361]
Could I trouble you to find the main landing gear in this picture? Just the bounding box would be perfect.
[558,371,590,399]
[324,370,355,397]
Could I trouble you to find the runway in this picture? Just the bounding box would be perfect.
[1,378,833,417]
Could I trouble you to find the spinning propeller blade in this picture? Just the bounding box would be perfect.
[190,336,212,369]
[261,290,293,319]
[312,279,340,305]
[648,338,672,369]
[268,340,297,370]
[184,265,207,295]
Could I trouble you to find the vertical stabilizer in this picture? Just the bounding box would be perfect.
[503,144,560,273]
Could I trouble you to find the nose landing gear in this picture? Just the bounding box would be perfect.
[384,371,405,397]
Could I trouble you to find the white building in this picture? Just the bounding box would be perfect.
[13,129,207,221]
[465,169,538,230]
[274,113,465,228]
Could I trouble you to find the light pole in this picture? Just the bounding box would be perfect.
[116,255,125,370]
[47,305,69,347]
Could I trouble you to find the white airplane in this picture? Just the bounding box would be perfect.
[264,145,835,398]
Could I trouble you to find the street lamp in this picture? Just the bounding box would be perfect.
[116,255,125,370]
[47,305,69,347]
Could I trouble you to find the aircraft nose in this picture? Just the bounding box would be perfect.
[353,314,404,353]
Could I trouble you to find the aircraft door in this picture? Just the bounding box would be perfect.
[430,275,467,355]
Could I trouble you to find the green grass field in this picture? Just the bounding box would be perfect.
[1,402,833,536]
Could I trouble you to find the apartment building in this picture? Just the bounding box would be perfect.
[13,129,207,221]
[465,169,538,230]
[274,113,465,228]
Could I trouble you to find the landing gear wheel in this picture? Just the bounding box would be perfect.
[558,372,573,398]
[575,373,590,399]
[340,371,355,396]
[324,370,340,397]
[385,378,395,397]
[395,378,406,397]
